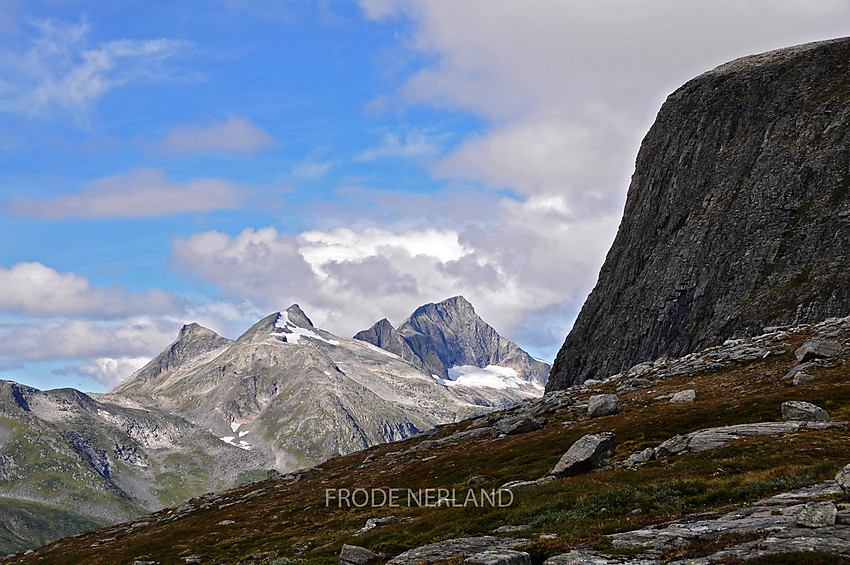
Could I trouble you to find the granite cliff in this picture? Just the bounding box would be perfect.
[549,37,850,390]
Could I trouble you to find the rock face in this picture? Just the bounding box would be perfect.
[356,296,550,404]
[548,37,850,390]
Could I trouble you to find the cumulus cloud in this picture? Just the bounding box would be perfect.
[171,200,618,353]
[0,317,177,363]
[0,262,178,319]
[55,356,151,387]
[159,116,275,155]
[0,18,189,120]
[5,168,252,219]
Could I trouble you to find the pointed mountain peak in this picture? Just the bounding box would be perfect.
[285,304,314,328]
[177,322,221,341]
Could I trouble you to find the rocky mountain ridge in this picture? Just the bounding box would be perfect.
[549,36,850,390]
[356,296,550,404]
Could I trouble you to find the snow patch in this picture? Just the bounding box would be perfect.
[219,436,251,451]
[275,313,339,345]
[239,430,249,437]
[436,365,524,390]
[230,422,241,432]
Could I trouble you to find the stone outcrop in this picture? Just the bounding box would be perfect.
[781,400,830,421]
[548,37,850,390]
[587,394,622,418]
[550,432,616,477]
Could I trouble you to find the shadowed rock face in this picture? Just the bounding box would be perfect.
[548,37,850,391]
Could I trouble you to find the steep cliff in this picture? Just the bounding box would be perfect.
[548,37,850,390]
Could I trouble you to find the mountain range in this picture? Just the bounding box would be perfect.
[0,296,548,554]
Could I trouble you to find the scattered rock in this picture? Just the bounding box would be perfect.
[362,454,377,464]
[795,338,842,362]
[492,525,532,533]
[217,520,235,526]
[792,373,815,385]
[550,432,616,477]
[500,476,556,491]
[357,515,398,535]
[781,400,829,421]
[583,379,604,387]
[464,550,531,565]
[467,475,487,486]
[781,362,818,381]
[796,502,837,528]
[625,448,654,466]
[493,415,545,436]
[339,544,381,565]
[388,536,529,565]
[835,464,850,497]
[587,395,623,418]
[669,389,696,404]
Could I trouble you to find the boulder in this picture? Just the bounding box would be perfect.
[795,338,842,362]
[781,401,829,422]
[796,502,837,528]
[550,432,616,477]
[340,544,380,565]
[493,415,545,436]
[669,389,696,404]
[357,515,398,535]
[464,550,531,565]
[792,373,815,386]
[835,464,850,497]
[587,394,623,418]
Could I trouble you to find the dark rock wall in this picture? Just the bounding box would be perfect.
[548,37,850,390]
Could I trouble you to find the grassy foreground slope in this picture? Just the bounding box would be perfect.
[4,328,850,564]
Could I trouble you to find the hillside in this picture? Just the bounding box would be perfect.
[6,313,850,564]
[548,36,850,390]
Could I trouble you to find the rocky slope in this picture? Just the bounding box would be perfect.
[9,309,850,564]
[549,36,850,390]
[356,296,550,404]
[0,380,265,555]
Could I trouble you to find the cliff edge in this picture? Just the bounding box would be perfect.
[548,37,850,390]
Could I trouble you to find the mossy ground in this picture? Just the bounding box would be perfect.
[6,333,850,565]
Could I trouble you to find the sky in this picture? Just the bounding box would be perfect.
[0,0,848,393]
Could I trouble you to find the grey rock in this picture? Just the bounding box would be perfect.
[464,550,531,565]
[492,525,531,533]
[792,373,815,385]
[587,394,622,418]
[782,362,818,381]
[796,502,837,527]
[467,475,487,486]
[358,515,398,535]
[339,544,380,565]
[669,390,696,404]
[388,536,529,565]
[548,37,850,390]
[795,338,842,362]
[550,432,616,477]
[500,476,556,491]
[835,463,850,497]
[654,434,690,458]
[625,448,655,466]
[781,400,829,421]
[493,415,545,436]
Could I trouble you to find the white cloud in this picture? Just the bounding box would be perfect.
[0,262,178,319]
[0,18,189,120]
[171,200,618,353]
[5,168,252,219]
[159,116,275,155]
[0,317,177,363]
[292,158,332,179]
[58,356,151,387]
[359,129,444,161]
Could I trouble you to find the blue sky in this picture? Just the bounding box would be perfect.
[1,0,848,392]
